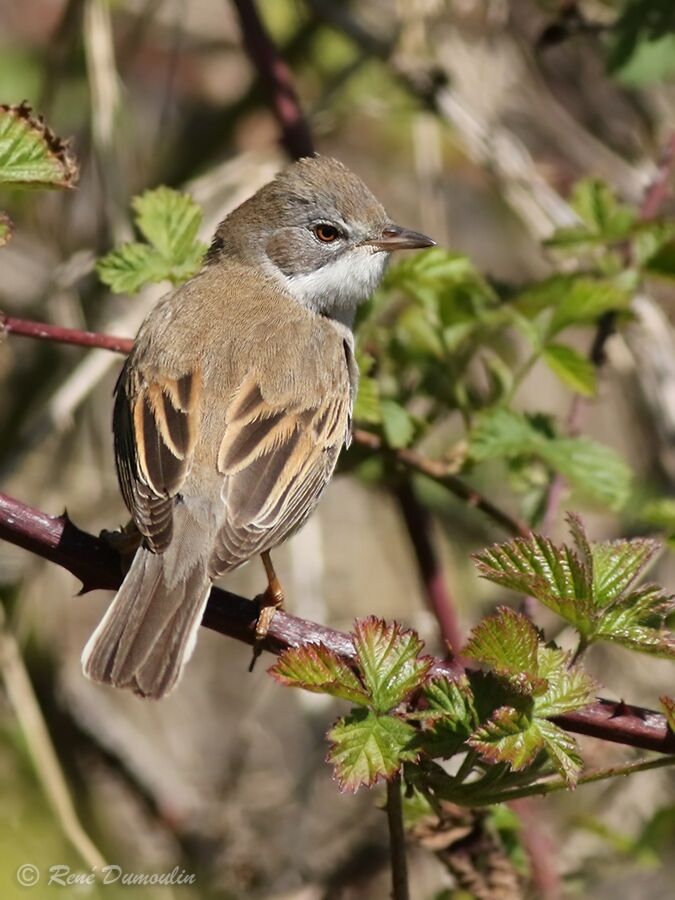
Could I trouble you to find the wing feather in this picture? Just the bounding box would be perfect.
[113,360,202,552]
[209,374,350,576]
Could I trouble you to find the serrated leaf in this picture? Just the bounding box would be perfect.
[269,643,369,705]
[473,535,594,630]
[421,676,478,757]
[352,617,432,713]
[591,539,660,607]
[536,719,583,786]
[133,186,203,262]
[463,607,547,695]
[0,102,78,187]
[468,707,544,771]
[97,242,169,293]
[534,646,597,717]
[595,584,675,659]
[543,344,597,396]
[97,187,207,294]
[0,211,12,247]
[380,399,415,448]
[327,709,418,792]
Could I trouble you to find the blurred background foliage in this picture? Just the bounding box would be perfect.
[1,0,675,897]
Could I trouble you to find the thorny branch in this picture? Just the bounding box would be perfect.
[0,491,673,756]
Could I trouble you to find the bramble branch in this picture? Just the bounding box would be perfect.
[1,491,673,756]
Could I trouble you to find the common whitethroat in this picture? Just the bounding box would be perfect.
[82,155,435,698]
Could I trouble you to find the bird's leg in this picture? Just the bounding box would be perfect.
[99,519,142,572]
[249,551,285,672]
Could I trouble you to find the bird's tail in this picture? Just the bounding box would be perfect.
[81,533,211,699]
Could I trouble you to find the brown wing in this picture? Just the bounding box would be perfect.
[209,374,350,576]
[113,359,202,553]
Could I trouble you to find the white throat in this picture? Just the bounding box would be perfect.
[279,247,389,327]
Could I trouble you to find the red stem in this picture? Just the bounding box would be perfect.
[1,313,133,354]
[1,491,673,755]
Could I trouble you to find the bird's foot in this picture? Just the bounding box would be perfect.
[99,521,142,571]
[248,583,285,673]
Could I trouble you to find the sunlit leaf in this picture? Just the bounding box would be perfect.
[543,343,597,396]
[0,102,78,187]
[97,186,207,293]
[352,617,432,713]
[380,399,415,448]
[468,707,543,771]
[463,607,547,695]
[327,709,418,792]
[269,643,369,705]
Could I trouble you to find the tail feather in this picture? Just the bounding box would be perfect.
[82,547,211,699]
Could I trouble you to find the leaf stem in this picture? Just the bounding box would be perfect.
[470,755,675,806]
[570,635,589,666]
[386,774,410,900]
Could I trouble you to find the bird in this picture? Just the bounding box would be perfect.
[82,155,435,698]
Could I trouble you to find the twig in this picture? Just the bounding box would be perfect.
[230,0,314,160]
[0,313,133,354]
[395,481,463,655]
[354,429,530,538]
[0,491,673,755]
[386,775,409,900]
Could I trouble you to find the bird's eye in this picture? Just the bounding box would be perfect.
[313,223,340,243]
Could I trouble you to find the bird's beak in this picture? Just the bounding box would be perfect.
[363,224,436,252]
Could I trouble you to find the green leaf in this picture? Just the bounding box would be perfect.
[0,102,78,187]
[468,408,537,462]
[595,584,675,659]
[421,676,478,756]
[540,436,631,511]
[607,0,675,87]
[463,607,547,695]
[534,646,597,717]
[515,276,631,336]
[535,719,583,786]
[133,186,203,263]
[591,538,660,607]
[353,375,382,425]
[548,280,631,335]
[352,617,432,713]
[327,709,418,792]
[569,178,635,239]
[468,707,544,771]
[97,187,207,293]
[395,305,444,357]
[543,344,597,396]
[473,534,594,630]
[97,242,169,294]
[269,643,370,705]
[644,239,675,280]
[475,517,674,657]
[380,399,415,448]
[0,211,12,247]
[641,498,675,532]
